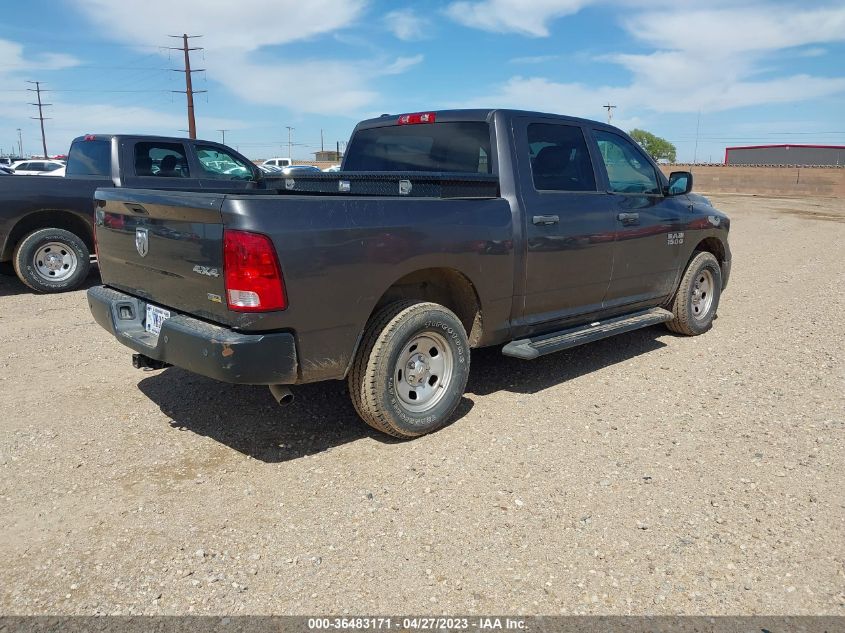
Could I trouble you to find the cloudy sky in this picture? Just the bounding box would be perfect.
[1,0,843,162]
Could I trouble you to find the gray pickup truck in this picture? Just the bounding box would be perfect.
[0,135,261,292]
[88,109,731,438]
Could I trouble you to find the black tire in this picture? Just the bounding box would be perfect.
[666,251,722,336]
[13,228,91,293]
[348,300,471,439]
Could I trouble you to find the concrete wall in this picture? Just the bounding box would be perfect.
[726,146,845,166]
[658,165,845,198]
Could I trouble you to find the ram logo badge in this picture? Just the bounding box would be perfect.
[135,228,149,257]
[193,265,220,278]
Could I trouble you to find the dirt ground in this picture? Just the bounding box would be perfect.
[0,194,843,615]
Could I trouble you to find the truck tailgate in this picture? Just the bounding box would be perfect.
[94,188,233,325]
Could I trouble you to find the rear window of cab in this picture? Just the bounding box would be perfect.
[344,122,491,173]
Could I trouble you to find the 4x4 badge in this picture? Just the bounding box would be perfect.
[135,228,149,257]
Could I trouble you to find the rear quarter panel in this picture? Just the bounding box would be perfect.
[221,194,515,383]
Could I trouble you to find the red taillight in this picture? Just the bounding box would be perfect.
[397,112,436,125]
[223,230,286,312]
[83,134,96,141]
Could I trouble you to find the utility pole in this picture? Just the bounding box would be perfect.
[27,81,50,158]
[602,103,616,125]
[17,128,23,157]
[217,129,229,144]
[320,129,324,152]
[693,110,701,164]
[285,126,294,159]
[167,34,205,139]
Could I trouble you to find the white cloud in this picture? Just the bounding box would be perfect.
[75,0,367,51]
[444,0,594,37]
[385,9,432,41]
[72,0,422,116]
[455,3,845,118]
[0,38,79,73]
[458,72,845,118]
[624,6,845,55]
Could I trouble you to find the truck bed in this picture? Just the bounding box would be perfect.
[93,185,515,382]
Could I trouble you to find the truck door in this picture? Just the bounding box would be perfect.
[590,128,686,308]
[515,119,616,330]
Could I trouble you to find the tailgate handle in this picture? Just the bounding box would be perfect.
[532,215,559,225]
[125,203,148,215]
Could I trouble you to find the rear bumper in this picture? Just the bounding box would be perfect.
[87,285,298,385]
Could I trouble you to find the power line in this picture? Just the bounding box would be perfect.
[27,81,50,158]
[166,34,205,139]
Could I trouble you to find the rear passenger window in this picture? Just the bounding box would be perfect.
[134,142,189,178]
[528,124,596,192]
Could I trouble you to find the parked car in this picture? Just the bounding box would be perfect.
[0,135,262,292]
[88,108,731,439]
[0,166,13,175]
[43,166,66,176]
[323,164,341,172]
[263,157,292,169]
[280,164,322,175]
[10,159,66,175]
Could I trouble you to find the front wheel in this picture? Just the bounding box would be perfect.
[348,301,471,438]
[13,228,91,293]
[666,251,722,335]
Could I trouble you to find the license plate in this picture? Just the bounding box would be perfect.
[145,304,171,336]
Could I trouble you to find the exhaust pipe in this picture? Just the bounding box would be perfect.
[269,384,295,406]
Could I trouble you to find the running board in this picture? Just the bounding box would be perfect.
[502,308,673,360]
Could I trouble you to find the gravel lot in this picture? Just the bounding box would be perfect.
[1,194,842,616]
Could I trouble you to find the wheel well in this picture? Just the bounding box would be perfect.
[2,210,94,261]
[373,268,483,346]
[694,237,726,263]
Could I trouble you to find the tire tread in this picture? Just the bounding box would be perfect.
[666,250,721,336]
[349,300,464,439]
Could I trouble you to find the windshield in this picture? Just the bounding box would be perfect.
[344,121,492,173]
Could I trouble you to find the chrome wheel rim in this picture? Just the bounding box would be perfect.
[33,242,77,282]
[691,268,714,320]
[394,331,454,413]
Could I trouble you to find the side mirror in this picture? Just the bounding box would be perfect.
[667,171,693,196]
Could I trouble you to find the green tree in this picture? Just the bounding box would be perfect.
[629,129,677,163]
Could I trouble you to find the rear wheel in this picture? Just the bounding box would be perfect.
[13,228,91,293]
[666,251,722,335]
[348,301,470,438]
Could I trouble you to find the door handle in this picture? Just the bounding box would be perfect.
[532,215,559,225]
[617,212,639,224]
